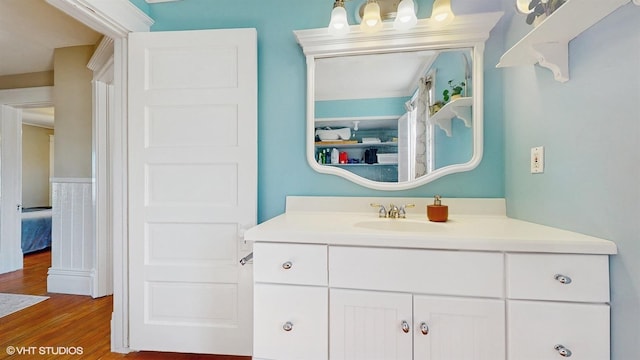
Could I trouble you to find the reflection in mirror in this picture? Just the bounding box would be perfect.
[313,49,473,183]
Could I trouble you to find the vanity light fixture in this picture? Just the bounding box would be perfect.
[394,0,418,30]
[328,0,351,35]
[360,0,383,32]
[431,0,455,25]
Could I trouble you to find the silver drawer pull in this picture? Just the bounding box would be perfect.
[554,274,572,284]
[420,322,429,335]
[282,261,293,270]
[554,344,572,357]
[283,321,293,332]
[401,320,410,333]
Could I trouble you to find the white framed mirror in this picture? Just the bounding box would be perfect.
[295,12,502,190]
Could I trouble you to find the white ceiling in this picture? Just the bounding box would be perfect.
[0,0,102,77]
[315,50,437,101]
[0,0,102,128]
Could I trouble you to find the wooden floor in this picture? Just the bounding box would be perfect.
[0,250,251,360]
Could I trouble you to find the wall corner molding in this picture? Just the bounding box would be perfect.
[46,0,153,38]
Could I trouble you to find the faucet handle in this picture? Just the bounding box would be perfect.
[370,203,387,218]
[399,204,415,218]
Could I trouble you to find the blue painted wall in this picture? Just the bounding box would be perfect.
[136,0,506,223]
[502,3,640,359]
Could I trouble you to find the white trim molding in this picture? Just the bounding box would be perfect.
[46,0,153,38]
[0,87,54,108]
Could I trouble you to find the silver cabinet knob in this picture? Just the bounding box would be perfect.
[283,321,293,331]
[401,320,410,333]
[420,322,429,335]
[282,261,293,270]
[554,344,572,357]
[554,274,572,284]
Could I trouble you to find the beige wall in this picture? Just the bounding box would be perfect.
[53,45,94,178]
[22,125,54,208]
[0,71,54,90]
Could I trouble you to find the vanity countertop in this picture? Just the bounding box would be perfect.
[245,197,617,255]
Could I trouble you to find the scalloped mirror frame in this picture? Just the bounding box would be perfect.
[294,12,502,191]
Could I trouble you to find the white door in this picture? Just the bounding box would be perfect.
[330,289,413,360]
[413,295,505,360]
[128,29,257,355]
[0,105,23,274]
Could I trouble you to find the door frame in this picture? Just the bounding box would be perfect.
[46,0,152,352]
[0,87,53,274]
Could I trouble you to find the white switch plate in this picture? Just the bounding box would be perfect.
[531,146,544,173]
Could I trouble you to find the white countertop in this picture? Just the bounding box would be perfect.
[245,197,617,255]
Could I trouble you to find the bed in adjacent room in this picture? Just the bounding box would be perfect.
[21,207,52,254]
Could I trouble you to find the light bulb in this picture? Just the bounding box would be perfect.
[328,5,350,35]
[394,0,417,30]
[431,0,454,25]
[360,1,383,32]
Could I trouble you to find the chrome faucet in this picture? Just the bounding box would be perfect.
[370,203,415,218]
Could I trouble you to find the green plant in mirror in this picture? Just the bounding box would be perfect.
[443,80,465,102]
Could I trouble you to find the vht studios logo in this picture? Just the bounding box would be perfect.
[6,346,84,356]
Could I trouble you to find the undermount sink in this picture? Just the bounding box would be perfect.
[353,219,444,232]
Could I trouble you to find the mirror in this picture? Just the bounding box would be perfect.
[314,49,473,183]
[295,12,502,190]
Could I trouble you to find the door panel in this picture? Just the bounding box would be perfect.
[330,289,413,360]
[413,295,505,360]
[128,29,257,355]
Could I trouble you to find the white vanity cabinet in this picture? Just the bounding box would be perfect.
[247,196,617,360]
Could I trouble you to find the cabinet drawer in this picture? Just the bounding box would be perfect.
[254,242,327,285]
[329,247,504,298]
[254,284,328,360]
[508,300,610,360]
[507,253,609,302]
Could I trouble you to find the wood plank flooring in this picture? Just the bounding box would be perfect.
[0,250,251,360]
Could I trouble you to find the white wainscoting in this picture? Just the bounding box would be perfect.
[48,178,94,295]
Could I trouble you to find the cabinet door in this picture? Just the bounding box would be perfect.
[330,289,413,360]
[254,284,328,360]
[508,300,609,360]
[413,295,505,360]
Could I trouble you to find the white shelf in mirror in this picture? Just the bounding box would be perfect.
[315,115,399,130]
[497,0,632,82]
[430,96,472,136]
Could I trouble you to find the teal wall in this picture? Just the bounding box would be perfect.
[136,0,506,223]
[502,3,640,359]
[315,97,407,118]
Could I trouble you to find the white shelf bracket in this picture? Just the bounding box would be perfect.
[451,105,472,128]
[531,42,569,83]
[435,119,453,137]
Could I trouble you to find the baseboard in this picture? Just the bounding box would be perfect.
[47,267,93,296]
